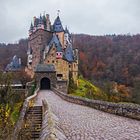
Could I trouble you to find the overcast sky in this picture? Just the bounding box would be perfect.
[0,0,140,43]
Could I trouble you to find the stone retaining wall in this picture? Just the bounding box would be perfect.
[53,88,140,120]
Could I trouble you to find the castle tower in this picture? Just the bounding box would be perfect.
[27,14,52,71]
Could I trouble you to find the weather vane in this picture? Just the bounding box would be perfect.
[57,10,60,16]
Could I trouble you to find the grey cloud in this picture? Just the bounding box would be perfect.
[0,0,140,43]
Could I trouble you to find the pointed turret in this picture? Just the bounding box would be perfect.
[46,14,51,31]
[53,16,64,32]
[29,22,33,35]
[37,14,44,29]
[43,14,47,29]
[33,16,37,32]
[65,26,70,34]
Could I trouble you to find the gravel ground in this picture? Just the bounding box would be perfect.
[35,90,140,140]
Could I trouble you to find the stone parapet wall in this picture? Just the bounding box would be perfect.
[53,88,140,120]
[12,88,39,140]
[40,99,66,140]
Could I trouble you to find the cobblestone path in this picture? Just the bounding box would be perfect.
[35,90,140,140]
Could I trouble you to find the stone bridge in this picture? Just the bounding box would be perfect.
[32,90,140,140]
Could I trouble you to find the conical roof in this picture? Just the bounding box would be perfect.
[53,16,64,32]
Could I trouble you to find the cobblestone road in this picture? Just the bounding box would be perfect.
[35,90,140,140]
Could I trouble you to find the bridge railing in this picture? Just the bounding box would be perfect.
[40,99,57,140]
[40,99,66,140]
[53,88,140,120]
[12,88,39,140]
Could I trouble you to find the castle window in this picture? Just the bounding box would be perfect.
[52,60,55,63]
[57,74,63,80]
[48,60,50,63]
[69,65,71,68]
[57,74,63,77]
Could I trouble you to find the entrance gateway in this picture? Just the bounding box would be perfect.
[40,77,50,89]
[34,64,57,89]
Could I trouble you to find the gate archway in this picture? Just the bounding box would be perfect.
[40,77,51,90]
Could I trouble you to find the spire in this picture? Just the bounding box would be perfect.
[43,13,47,29]
[57,10,60,16]
[53,15,64,32]
[39,14,43,24]
[30,22,33,30]
[65,26,70,34]
[37,14,44,29]
[29,22,34,35]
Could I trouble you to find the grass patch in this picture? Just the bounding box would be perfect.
[70,77,108,100]
[10,102,23,124]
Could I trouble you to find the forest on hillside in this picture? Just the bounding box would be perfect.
[0,34,140,103]
[73,34,140,85]
[73,34,140,103]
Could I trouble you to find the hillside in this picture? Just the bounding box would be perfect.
[0,34,140,103]
[73,34,140,86]
[0,39,28,70]
[69,76,108,100]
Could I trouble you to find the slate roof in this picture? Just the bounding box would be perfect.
[64,45,74,62]
[48,34,62,52]
[53,16,64,32]
[35,64,56,72]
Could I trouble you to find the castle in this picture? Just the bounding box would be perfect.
[5,55,21,71]
[26,13,78,91]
